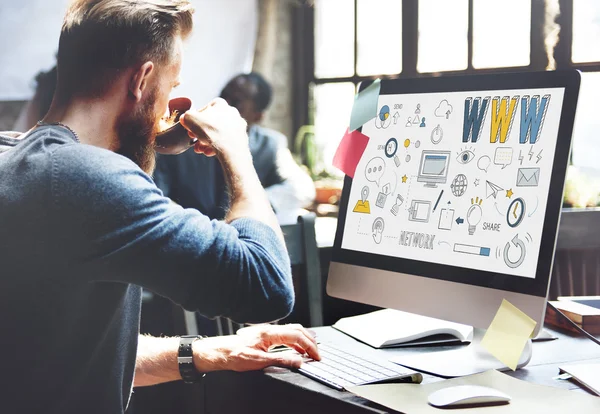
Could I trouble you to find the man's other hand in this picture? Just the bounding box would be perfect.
[179,97,249,158]
[192,324,320,373]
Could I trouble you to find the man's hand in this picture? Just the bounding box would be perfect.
[193,324,321,373]
[179,98,249,158]
[179,98,283,235]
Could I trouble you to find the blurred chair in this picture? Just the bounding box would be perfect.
[281,212,324,327]
[549,209,600,299]
[212,212,324,335]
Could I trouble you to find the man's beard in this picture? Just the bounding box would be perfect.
[116,89,159,174]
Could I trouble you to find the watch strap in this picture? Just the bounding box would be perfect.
[178,335,206,384]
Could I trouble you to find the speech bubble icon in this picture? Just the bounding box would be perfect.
[477,155,491,173]
[494,147,513,170]
[365,157,385,186]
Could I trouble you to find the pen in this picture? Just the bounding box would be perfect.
[433,189,444,212]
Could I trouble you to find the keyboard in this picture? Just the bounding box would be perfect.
[298,342,423,391]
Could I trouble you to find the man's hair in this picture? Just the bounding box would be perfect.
[245,72,272,112]
[228,72,273,112]
[57,0,194,98]
[33,65,58,120]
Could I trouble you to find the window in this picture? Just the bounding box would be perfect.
[312,0,403,174]
[357,0,402,76]
[314,0,354,78]
[572,0,600,63]
[311,82,356,173]
[570,0,600,171]
[300,0,600,176]
[472,0,531,69]
[418,0,468,73]
[572,73,600,169]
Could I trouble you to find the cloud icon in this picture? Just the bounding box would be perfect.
[435,100,453,119]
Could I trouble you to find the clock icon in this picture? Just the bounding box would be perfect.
[507,197,526,228]
[384,138,398,158]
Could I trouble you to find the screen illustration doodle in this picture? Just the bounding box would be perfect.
[342,84,566,279]
[365,157,385,186]
[353,186,371,214]
[375,105,392,129]
[418,150,451,188]
[372,217,385,244]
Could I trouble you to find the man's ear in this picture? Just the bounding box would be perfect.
[129,61,154,102]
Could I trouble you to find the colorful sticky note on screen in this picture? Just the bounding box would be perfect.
[349,79,381,131]
[480,299,537,370]
[333,129,370,178]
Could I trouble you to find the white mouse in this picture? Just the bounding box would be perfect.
[428,385,511,408]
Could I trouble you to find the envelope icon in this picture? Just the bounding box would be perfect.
[516,167,540,187]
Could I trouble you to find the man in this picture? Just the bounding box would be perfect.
[0,1,319,413]
[154,72,315,222]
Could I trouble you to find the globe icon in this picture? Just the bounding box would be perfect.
[379,105,390,121]
[451,174,468,197]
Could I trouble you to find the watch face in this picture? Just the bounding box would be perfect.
[507,197,526,228]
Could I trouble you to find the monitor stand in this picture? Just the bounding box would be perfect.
[423,182,439,188]
[390,328,533,378]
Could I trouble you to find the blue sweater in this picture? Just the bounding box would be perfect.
[0,126,293,413]
[153,124,286,219]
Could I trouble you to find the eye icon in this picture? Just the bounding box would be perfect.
[457,150,475,164]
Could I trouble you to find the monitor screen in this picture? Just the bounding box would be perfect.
[418,151,451,186]
[341,86,566,280]
[420,153,449,176]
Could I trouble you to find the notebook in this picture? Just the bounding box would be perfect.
[332,308,473,348]
[559,363,600,396]
[547,298,600,334]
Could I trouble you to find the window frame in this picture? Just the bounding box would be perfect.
[291,0,600,160]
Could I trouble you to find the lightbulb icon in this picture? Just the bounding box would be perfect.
[467,197,483,235]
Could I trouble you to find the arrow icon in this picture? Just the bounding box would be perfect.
[456,217,464,225]
[511,234,521,247]
[504,234,526,268]
[393,112,400,124]
[486,180,504,199]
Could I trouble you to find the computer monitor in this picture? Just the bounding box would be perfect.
[417,150,451,187]
[328,71,580,347]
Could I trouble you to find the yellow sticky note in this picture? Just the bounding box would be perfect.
[480,299,537,371]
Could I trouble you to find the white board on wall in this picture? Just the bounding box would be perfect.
[0,0,257,104]
[0,0,70,101]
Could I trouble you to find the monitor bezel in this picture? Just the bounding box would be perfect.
[332,70,580,298]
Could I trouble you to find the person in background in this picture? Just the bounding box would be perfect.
[153,72,315,223]
[0,1,319,413]
[12,65,57,132]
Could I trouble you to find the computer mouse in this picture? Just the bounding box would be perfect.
[428,385,511,408]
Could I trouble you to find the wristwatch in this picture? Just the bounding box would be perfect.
[178,335,207,384]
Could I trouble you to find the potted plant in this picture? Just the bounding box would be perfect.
[294,125,343,205]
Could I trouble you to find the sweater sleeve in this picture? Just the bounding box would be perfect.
[50,144,294,323]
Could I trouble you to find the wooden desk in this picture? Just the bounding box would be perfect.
[203,326,600,414]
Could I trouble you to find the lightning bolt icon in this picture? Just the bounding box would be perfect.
[528,146,534,161]
[536,149,543,164]
[518,150,524,165]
